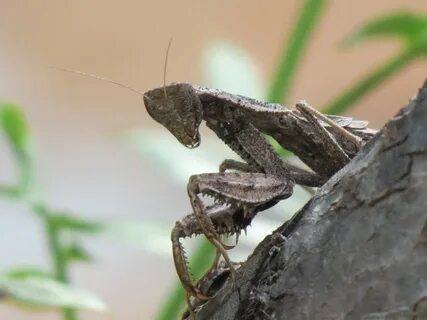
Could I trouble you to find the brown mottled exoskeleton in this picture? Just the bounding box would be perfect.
[143,83,376,312]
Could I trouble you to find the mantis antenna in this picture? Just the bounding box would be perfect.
[163,37,174,98]
[52,38,174,101]
[51,66,145,97]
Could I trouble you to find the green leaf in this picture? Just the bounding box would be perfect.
[324,11,427,115]
[0,185,20,198]
[62,243,93,263]
[5,267,51,280]
[322,48,415,115]
[51,214,103,234]
[344,11,427,48]
[0,104,30,156]
[0,103,36,193]
[0,276,107,311]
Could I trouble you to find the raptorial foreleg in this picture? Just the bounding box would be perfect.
[171,204,251,301]
[220,158,325,187]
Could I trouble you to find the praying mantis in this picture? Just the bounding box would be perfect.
[55,67,376,318]
[143,83,376,317]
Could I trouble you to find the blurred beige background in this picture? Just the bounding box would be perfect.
[1,1,427,319]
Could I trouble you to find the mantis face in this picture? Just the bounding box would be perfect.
[144,83,203,148]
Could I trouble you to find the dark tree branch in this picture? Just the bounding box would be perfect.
[197,83,427,320]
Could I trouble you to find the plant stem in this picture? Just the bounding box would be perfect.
[322,48,417,114]
[156,239,215,320]
[45,213,77,320]
[156,281,185,320]
[267,0,327,103]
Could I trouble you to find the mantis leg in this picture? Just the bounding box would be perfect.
[171,204,248,302]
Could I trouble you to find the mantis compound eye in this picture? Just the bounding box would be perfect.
[143,83,203,148]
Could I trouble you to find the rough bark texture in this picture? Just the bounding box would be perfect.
[197,84,427,320]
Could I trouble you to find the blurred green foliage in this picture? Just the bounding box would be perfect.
[0,102,103,320]
[0,276,106,312]
[0,104,174,320]
[324,11,427,114]
[0,105,34,196]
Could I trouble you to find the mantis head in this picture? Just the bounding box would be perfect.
[143,83,203,148]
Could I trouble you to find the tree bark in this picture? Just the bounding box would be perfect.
[197,83,427,320]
